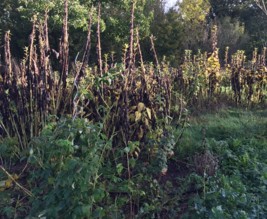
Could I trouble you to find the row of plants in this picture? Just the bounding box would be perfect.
[0,1,183,217]
[178,27,267,107]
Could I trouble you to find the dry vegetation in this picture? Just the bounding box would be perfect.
[0,0,266,218]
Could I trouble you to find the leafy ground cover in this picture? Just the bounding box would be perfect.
[1,107,266,218]
[0,1,267,218]
[169,107,267,218]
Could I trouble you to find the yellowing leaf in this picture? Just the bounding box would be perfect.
[134,151,139,158]
[129,113,135,122]
[146,108,152,119]
[137,102,145,112]
[5,179,13,188]
[13,174,19,180]
[145,118,149,127]
[130,106,137,111]
[135,111,142,122]
[0,174,19,191]
[152,108,158,120]
[135,146,141,153]
[136,81,141,88]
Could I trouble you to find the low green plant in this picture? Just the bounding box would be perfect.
[177,109,267,218]
[26,117,112,218]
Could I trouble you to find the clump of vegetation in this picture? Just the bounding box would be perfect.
[0,0,266,218]
[177,109,267,218]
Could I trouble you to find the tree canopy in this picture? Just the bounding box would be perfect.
[1,0,267,64]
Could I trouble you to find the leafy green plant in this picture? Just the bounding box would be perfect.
[178,109,267,219]
[27,118,112,218]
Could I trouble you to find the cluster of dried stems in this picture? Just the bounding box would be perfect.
[0,0,173,157]
[0,1,175,216]
[0,0,266,152]
[0,1,266,217]
[177,32,267,107]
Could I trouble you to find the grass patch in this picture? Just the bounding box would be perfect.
[174,108,267,218]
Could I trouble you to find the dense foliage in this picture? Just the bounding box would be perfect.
[0,0,266,218]
[1,0,267,63]
[179,109,267,218]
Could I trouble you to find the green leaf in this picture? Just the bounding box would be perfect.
[93,188,105,202]
[124,147,130,154]
[116,163,124,175]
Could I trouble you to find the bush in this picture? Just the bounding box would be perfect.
[27,118,112,218]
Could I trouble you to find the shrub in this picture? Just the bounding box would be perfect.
[27,118,112,218]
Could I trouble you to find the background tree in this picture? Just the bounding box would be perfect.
[217,16,249,59]
[177,0,211,51]
[0,0,156,63]
[0,0,30,57]
[2,0,267,65]
[151,7,184,66]
[209,0,267,56]
[100,0,154,62]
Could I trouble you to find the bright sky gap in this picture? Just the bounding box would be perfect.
[165,0,177,10]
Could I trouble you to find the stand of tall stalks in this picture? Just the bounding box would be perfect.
[0,0,178,174]
[177,46,267,108]
[0,0,266,152]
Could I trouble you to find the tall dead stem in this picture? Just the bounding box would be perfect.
[121,0,136,149]
[57,0,69,114]
[38,10,51,125]
[136,28,145,75]
[97,1,103,77]
[125,1,136,217]
[150,35,160,69]
[73,9,93,119]
[4,31,12,84]
[60,0,69,89]
[28,15,37,139]
[128,0,136,75]
[80,10,93,79]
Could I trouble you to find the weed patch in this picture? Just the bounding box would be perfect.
[175,109,267,218]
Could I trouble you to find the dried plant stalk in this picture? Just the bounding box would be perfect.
[4,31,12,83]
[97,1,103,77]
[60,0,69,89]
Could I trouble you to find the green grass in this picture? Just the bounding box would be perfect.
[174,108,267,218]
[176,108,267,155]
